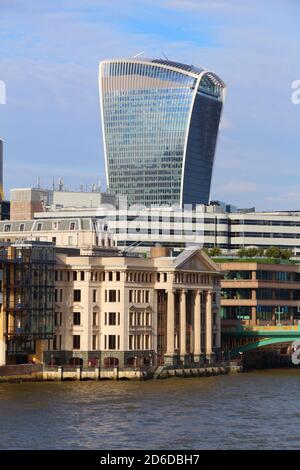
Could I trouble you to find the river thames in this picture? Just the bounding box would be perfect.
[0,370,300,450]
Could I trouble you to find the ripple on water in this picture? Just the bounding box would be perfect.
[0,371,300,449]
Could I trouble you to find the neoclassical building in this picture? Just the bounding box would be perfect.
[44,247,222,367]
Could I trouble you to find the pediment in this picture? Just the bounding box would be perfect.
[173,249,221,273]
[129,304,152,312]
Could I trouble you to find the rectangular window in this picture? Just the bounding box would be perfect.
[70,222,76,230]
[80,271,85,281]
[92,335,97,350]
[73,271,77,281]
[73,335,80,350]
[108,312,117,325]
[74,290,81,302]
[116,272,120,281]
[4,224,11,232]
[19,223,25,232]
[37,223,43,231]
[129,290,133,303]
[55,312,62,326]
[108,290,117,302]
[108,335,116,350]
[108,271,113,281]
[93,312,98,326]
[73,312,81,325]
[93,289,97,302]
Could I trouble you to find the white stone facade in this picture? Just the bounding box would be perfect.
[44,248,222,368]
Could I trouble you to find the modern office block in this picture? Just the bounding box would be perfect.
[99,58,225,207]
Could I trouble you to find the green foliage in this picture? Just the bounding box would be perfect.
[237,246,293,260]
[208,247,222,257]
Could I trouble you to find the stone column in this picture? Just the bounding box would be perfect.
[180,290,187,364]
[215,289,221,350]
[193,290,203,365]
[205,290,214,364]
[164,289,176,365]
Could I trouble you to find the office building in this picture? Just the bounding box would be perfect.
[10,186,117,221]
[99,58,225,207]
[219,258,300,362]
[29,204,300,257]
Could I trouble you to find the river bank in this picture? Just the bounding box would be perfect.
[0,362,243,383]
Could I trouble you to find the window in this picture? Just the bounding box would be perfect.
[108,271,113,281]
[4,224,11,232]
[74,290,81,302]
[37,223,43,231]
[92,335,97,350]
[107,290,118,302]
[55,312,62,326]
[70,222,76,230]
[53,335,57,350]
[52,237,56,244]
[108,335,116,349]
[19,224,25,232]
[93,289,97,302]
[73,271,77,281]
[116,271,120,281]
[80,271,85,281]
[73,312,81,325]
[108,312,118,325]
[73,335,80,350]
[93,312,98,326]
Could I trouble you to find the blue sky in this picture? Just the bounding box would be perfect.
[0,0,300,210]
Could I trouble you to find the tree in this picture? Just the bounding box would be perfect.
[209,247,222,257]
[280,249,293,260]
[238,248,248,257]
[265,246,281,259]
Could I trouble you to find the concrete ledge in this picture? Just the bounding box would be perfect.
[0,363,243,383]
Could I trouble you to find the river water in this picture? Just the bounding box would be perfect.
[0,370,300,450]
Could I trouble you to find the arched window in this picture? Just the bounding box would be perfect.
[104,357,119,368]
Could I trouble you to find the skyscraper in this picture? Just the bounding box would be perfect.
[99,58,225,207]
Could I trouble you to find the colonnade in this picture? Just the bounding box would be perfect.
[165,289,221,365]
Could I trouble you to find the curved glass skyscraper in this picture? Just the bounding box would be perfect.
[99,58,225,207]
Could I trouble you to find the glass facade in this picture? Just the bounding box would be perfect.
[99,59,225,207]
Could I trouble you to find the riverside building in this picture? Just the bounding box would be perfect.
[99,58,225,207]
[44,247,222,368]
[0,241,55,365]
[218,258,300,360]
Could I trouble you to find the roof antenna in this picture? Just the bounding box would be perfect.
[161,52,169,60]
[132,51,145,58]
